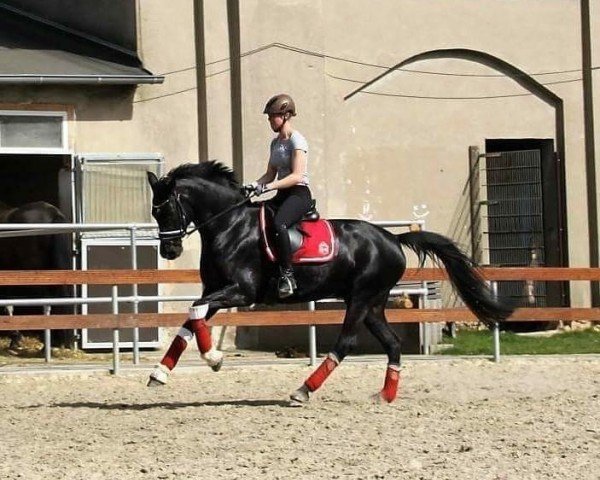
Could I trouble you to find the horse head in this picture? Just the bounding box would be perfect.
[147,171,187,259]
[147,161,242,260]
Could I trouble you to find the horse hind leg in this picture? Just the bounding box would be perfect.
[364,304,402,403]
[8,330,24,353]
[289,300,370,406]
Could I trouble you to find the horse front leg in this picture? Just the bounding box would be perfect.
[147,306,219,386]
[148,284,252,387]
[290,299,370,405]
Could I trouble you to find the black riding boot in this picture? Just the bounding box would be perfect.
[278,266,297,298]
[274,225,297,298]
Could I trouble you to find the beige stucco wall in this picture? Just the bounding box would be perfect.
[209,0,595,306]
[1,0,598,309]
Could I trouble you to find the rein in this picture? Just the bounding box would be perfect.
[154,191,255,241]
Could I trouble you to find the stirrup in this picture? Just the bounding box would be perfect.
[278,272,297,298]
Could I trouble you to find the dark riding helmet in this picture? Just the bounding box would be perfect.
[263,94,297,117]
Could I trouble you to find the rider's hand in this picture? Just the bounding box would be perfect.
[241,182,266,196]
[254,183,269,195]
[241,182,257,196]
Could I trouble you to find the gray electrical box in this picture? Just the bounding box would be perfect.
[81,240,161,349]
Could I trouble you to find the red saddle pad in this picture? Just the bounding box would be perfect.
[259,205,337,264]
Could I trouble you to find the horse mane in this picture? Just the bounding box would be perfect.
[167,161,239,191]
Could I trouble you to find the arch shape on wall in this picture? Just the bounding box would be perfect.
[343,48,565,163]
[344,48,575,277]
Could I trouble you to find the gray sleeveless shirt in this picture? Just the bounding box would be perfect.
[268,131,309,186]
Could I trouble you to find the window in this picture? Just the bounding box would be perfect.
[76,154,163,232]
[0,111,68,153]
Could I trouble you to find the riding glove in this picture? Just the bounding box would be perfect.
[242,182,268,196]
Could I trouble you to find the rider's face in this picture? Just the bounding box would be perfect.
[268,113,285,132]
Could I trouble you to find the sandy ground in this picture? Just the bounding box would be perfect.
[0,356,598,480]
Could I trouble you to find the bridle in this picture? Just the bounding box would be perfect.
[152,193,192,241]
[152,191,255,242]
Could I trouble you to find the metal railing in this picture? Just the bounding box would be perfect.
[0,222,158,366]
[0,219,430,370]
[2,267,600,374]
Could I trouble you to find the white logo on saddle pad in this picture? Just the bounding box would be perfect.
[318,241,330,255]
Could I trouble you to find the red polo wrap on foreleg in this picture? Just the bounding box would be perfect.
[190,319,212,354]
[304,353,339,392]
[381,365,401,403]
[160,323,194,371]
[161,336,187,371]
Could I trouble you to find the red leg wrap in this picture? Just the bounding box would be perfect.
[189,319,212,354]
[160,335,188,371]
[304,355,339,392]
[381,366,400,403]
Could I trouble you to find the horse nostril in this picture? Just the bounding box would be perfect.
[160,241,183,260]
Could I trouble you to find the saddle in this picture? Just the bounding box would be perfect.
[259,201,337,264]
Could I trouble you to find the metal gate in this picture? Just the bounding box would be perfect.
[485,149,546,306]
[470,148,549,307]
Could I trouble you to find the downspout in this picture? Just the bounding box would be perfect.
[227,0,244,178]
[194,0,209,163]
[580,0,599,305]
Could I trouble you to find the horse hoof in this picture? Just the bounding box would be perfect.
[370,392,386,404]
[202,348,223,372]
[289,385,310,406]
[147,364,170,387]
[370,392,396,404]
[210,357,223,372]
[147,377,165,387]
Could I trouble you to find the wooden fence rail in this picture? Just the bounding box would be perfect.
[2,308,600,332]
[2,266,599,372]
[1,267,599,331]
[2,267,600,286]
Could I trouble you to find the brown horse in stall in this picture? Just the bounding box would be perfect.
[0,201,73,351]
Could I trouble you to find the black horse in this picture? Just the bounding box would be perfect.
[146,162,513,404]
[0,201,73,350]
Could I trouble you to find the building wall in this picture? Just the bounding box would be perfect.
[206,0,595,306]
[0,0,202,310]
[1,0,598,309]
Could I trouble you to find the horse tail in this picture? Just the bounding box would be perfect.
[395,231,514,327]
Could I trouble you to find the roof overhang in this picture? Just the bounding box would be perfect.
[0,2,164,86]
[0,74,164,85]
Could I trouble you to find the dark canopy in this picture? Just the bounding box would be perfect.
[0,1,163,85]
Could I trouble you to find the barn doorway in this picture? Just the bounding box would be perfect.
[0,153,72,217]
[471,139,568,329]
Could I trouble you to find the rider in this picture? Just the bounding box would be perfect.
[245,94,313,298]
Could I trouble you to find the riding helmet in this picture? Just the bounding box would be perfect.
[263,94,296,116]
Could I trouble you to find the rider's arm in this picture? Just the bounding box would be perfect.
[256,163,277,185]
[266,149,306,191]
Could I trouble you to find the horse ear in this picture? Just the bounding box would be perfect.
[165,175,176,191]
[147,171,159,189]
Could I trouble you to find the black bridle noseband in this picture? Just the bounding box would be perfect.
[152,193,191,241]
[153,191,254,242]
